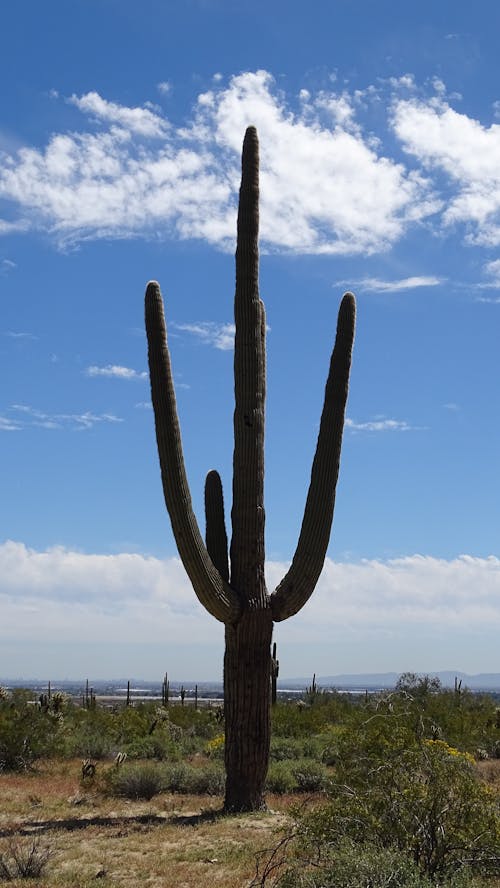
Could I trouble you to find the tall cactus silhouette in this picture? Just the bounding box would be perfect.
[145,126,355,811]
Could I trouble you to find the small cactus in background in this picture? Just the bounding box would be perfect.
[161,672,169,708]
[145,126,355,810]
[271,642,279,706]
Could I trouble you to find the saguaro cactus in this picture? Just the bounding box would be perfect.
[145,126,355,811]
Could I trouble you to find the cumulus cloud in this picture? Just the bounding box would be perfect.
[85,364,148,380]
[392,94,500,246]
[173,321,235,350]
[0,544,498,673]
[68,92,168,137]
[0,72,438,253]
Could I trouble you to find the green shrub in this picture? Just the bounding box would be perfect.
[277,840,435,887]
[292,759,329,792]
[110,762,165,800]
[266,761,297,794]
[162,762,225,795]
[181,764,225,795]
[291,725,500,881]
[270,736,322,762]
[0,693,63,771]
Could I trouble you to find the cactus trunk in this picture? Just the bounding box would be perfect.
[145,125,355,812]
[224,610,273,811]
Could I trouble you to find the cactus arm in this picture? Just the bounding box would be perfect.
[205,469,230,583]
[271,291,356,622]
[229,126,269,608]
[145,281,240,623]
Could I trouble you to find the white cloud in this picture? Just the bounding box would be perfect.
[69,92,168,137]
[392,95,500,246]
[157,81,171,96]
[3,330,36,339]
[345,417,414,432]
[0,416,21,432]
[192,70,437,254]
[291,554,500,632]
[0,73,438,253]
[1,258,16,273]
[86,364,148,380]
[352,275,443,293]
[0,220,28,236]
[0,545,498,675]
[9,404,123,431]
[173,321,235,350]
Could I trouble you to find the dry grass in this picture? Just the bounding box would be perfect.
[0,760,292,887]
[2,758,499,887]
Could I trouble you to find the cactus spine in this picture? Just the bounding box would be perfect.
[145,126,355,811]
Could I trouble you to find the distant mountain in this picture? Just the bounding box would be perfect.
[285,671,500,691]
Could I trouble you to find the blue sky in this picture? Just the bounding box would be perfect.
[1,0,500,681]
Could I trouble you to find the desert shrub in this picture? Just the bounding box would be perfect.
[166,705,222,739]
[206,733,225,759]
[162,762,225,795]
[110,762,165,800]
[266,761,297,794]
[292,759,329,792]
[287,717,500,882]
[0,693,63,771]
[0,835,53,879]
[270,736,322,762]
[276,840,435,888]
[162,762,189,793]
[181,764,225,795]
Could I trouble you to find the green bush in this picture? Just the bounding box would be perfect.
[290,720,500,881]
[0,692,64,771]
[277,840,435,888]
[270,736,322,762]
[292,759,329,792]
[162,762,225,795]
[110,762,165,800]
[266,761,297,794]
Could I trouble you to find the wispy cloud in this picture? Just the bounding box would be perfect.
[3,330,37,340]
[157,81,171,96]
[346,417,415,432]
[8,404,123,431]
[85,364,148,380]
[352,275,443,293]
[1,258,16,274]
[0,416,21,431]
[173,321,235,350]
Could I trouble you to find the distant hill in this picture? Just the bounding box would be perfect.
[285,671,500,691]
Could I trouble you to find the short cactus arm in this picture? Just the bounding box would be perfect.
[205,469,230,583]
[271,291,356,622]
[145,281,240,623]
